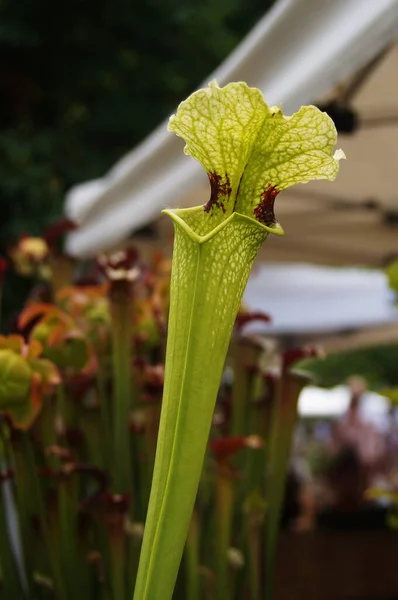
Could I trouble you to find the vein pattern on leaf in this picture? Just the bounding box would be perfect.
[168,81,344,232]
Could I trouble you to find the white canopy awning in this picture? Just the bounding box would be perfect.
[298,385,389,425]
[242,263,398,336]
[65,0,398,263]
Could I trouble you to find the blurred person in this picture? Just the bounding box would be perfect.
[386,405,398,463]
[313,376,390,529]
[332,376,386,483]
[317,446,388,530]
[326,446,366,515]
[281,470,301,530]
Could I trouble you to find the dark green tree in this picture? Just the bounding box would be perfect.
[0,0,274,323]
[302,344,398,389]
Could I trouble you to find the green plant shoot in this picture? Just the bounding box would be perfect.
[133,80,344,600]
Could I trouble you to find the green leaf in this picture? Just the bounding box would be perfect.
[168,81,344,233]
[379,387,398,406]
[28,357,60,386]
[0,349,32,407]
[134,213,269,600]
[41,337,89,371]
[386,260,398,294]
[0,348,42,430]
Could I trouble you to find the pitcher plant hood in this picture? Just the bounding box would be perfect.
[167,80,345,237]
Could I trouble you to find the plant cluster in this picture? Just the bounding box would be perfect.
[0,82,344,600]
[0,231,317,600]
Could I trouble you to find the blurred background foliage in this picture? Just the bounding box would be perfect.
[0,0,274,241]
[302,344,398,389]
[386,260,398,295]
[0,0,274,320]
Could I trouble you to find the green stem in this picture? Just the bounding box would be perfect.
[33,395,57,450]
[264,370,309,600]
[81,406,103,466]
[107,503,127,600]
[0,473,26,598]
[230,342,250,437]
[243,491,267,598]
[134,402,161,518]
[244,378,271,500]
[49,255,75,296]
[20,433,68,600]
[110,535,126,600]
[56,382,78,452]
[230,339,262,437]
[246,515,262,600]
[126,525,142,600]
[215,470,234,600]
[132,426,151,521]
[144,402,160,471]
[97,359,112,471]
[185,510,200,600]
[57,472,89,600]
[0,286,3,330]
[110,283,133,494]
[9,434,35,589]
[91,511,113,598]
[237,366,262,500]
[134,211,270,600]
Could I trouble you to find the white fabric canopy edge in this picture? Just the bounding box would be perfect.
[65,0,398,257]
[242,263,398,335]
